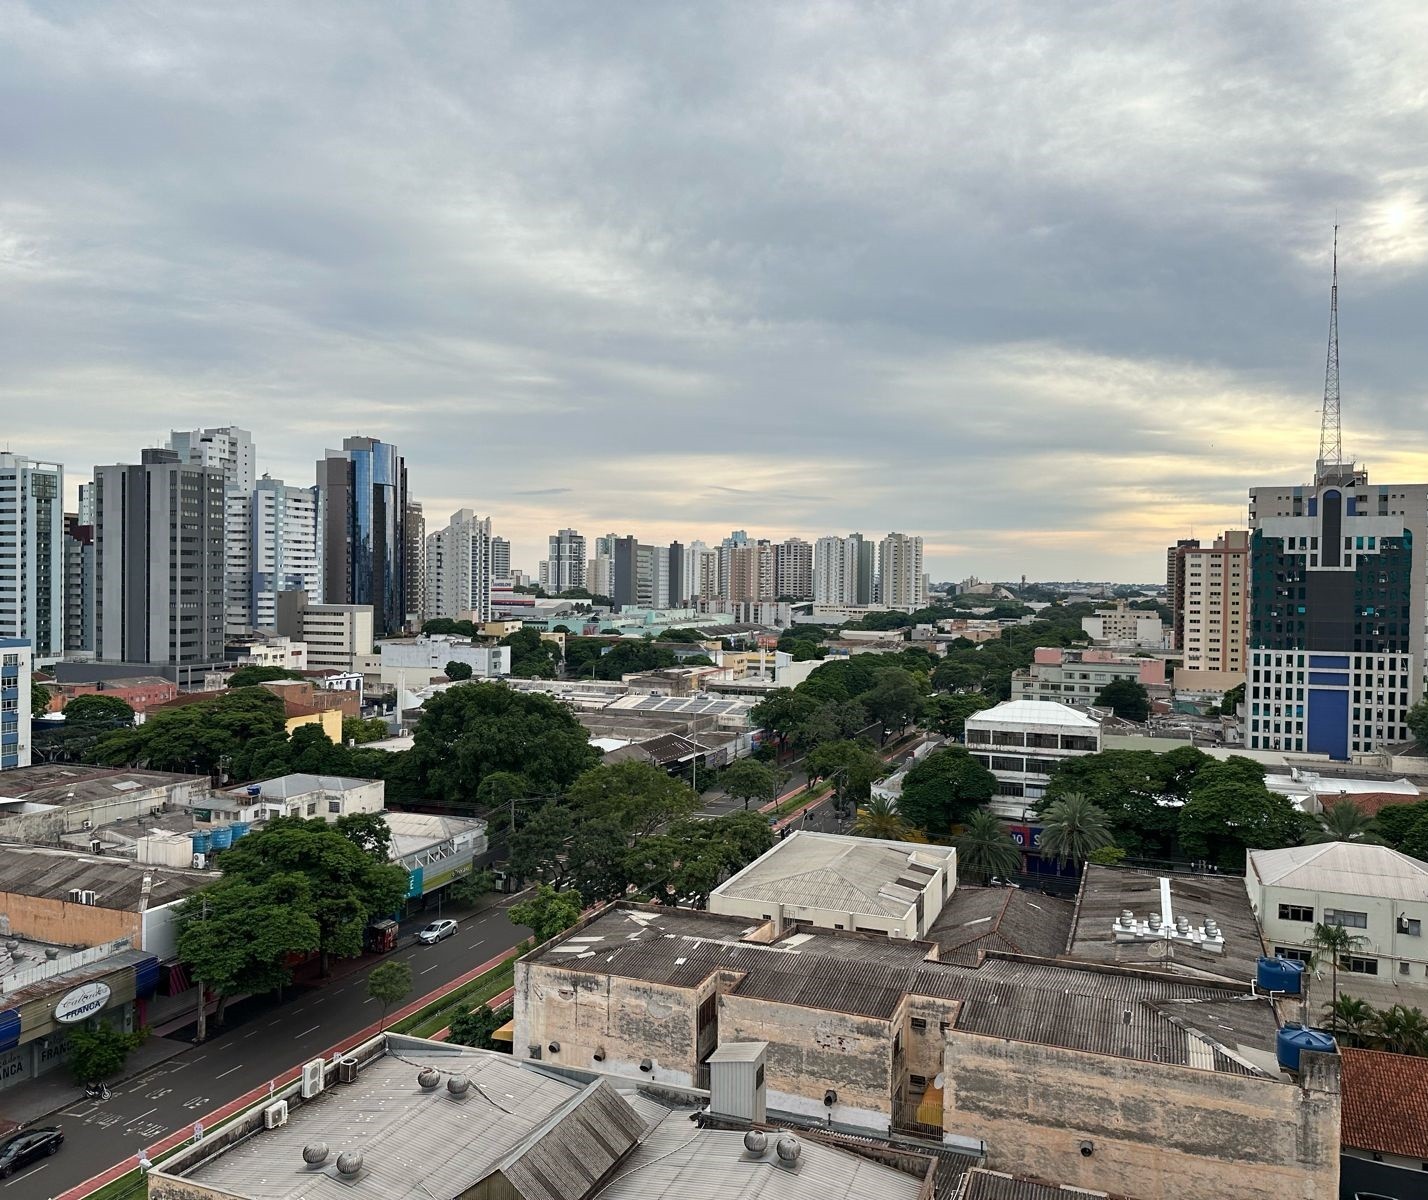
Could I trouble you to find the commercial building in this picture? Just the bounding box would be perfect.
[378,635,511,688]
[1079,599,1167,649]
[424,508,494,623]
[709,831,956,939]
[385,811,489,900]
[0,763,202,844]
[62,512,95,657]
[774,537,814,601]
[877,532,926,609]
[247,476,321,631]
[42,674,176,715]
[1010,647,1166,708]
[0,453,64,665]
[0,639,31,771]
[1245,842,1428,987]
[317,436,409,637]
[964,700,1101,811]
[230,635,309,672]
[275,592,374,672]
[1174,531,1249,675]
[93,449,226,665]
[216,774,385,824]
[489,534,512,585]
[516,903,1340,1200]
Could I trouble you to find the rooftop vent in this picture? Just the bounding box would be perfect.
[775,1135,801,1165]
[336,1151,363,1178]
[447,1074,470,1096]
[743,1130,767,1154]
[417,1067,441,1090]
[302,1143,329,1165]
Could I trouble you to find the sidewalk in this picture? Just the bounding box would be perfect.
[1,1034,193,1129]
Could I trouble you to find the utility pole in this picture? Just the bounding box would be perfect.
[194,895,208,1044]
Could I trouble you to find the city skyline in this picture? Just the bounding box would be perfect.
[6,4,1428,580]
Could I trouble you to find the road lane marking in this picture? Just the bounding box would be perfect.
[3,1163,44,1186]
[216,1065,243,1080]
[294,1024,320,1039]
[420,963,439,974]
[124,1107,157,1126]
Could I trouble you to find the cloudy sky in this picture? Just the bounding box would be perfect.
[4,2,1428,583]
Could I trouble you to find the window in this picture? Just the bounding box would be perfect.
[1323,908,1368,929]
[1342,955,1379,975]
[1274,947,1313,964]
[1278,904,1313,923]
[328,801,342,814]
[1399,916,1422,937]
[908,1074,927,1092]
[910,1017,927,1031]
[306,802,317,816]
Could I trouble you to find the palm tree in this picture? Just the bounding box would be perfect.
[852,795,925,843]
[1321,994,1376,1048]
[953,809,1022,884]
[1308,921,1369,1011]
[1306,798,1386,845]
[1370,1003,1428,1056]
[1037,793,1115,868]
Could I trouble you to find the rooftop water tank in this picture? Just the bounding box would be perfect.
[247,784,262,798]
[210,826,234,850]
[1276,1023,1337,1073]
[1257,955,1305,996]
[190,831,212,854]
[231,821,251,841]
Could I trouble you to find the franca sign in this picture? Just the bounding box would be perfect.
[54,982,112,1024]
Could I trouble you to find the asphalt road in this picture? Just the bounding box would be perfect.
[20,899,530,1200]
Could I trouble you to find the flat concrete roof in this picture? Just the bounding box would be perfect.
[0,764,198,806]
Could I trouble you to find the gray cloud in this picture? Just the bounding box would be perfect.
[3,1,1428,580]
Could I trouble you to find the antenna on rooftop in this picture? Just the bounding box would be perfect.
[1317,225,1343,474]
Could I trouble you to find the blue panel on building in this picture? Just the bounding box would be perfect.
[0,1009,18,1052]
[1308,672,1350,687]
[1307,688,1350,761]
[407,867,424,899]
[1309,655,1351,669]
[134,955,160,1000]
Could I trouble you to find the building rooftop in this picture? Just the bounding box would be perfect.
[1338,1047,1428,1159]
[532,904,1282,1078]
[381,811,487,859]
[965,701,1100,730]
[710,831,954,922]
[953,1169,1107,1200]
[1067,865,1265,984]
[927,886,1075,966]
[228,774,378,801]
[1248,842,1428,902]
[607,694,757,719]
[0,844,208,909]
[0,764,198,806]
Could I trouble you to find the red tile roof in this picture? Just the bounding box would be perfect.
[1340,1047,1428,1159]
[1345,792,1421,818]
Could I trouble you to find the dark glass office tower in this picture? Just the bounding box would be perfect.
[317,437,408,638]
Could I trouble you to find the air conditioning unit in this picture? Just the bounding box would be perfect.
[301,1059,325,1099]
[337,1057,359,1084]
[67,888,83,903]
[90,840,103,855]
[263,1101,288,1129]
[193,853,206,870]
[80,890,97,906]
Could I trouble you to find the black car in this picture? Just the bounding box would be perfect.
[0,1126,63,1178]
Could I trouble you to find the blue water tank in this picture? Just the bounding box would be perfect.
[230,821,251,841]
[1256,955,1305,996]
[246,784,261,798]
[1276,1023,1337,1072]
[190,831,212,854]
[210,825,234,850]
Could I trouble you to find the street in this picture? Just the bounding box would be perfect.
[17,900,529,1200]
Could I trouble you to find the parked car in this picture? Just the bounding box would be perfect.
[0,1126,63,1178]
[417,919,457,944]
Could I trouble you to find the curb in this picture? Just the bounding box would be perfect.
[53,947,516,1200]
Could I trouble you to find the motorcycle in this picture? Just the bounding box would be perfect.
[84,1082,111,1101]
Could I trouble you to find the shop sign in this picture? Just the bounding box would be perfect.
[54,981,112,1024]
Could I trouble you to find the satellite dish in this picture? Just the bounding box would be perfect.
[932,1073,945,1089]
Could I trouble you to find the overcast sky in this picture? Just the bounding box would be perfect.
[4,2,1428,583]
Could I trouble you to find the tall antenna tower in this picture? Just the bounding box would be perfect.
[1318,225,1342,470]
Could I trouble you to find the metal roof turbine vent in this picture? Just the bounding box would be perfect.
[743,1130,767,1154]
[302,1143,329,1166]
[775,1135,801,1165]
[336,1151,363,1178]
[447,1074,470,1096]
[417,1067,442,1091]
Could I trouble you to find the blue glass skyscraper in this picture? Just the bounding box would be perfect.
[317,437,408,637]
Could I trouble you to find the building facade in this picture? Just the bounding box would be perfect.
[62,515,95,657]
[1178,531,1249,674]
[316,436,408,637]
[403,499,425,628]
[489,535,512,584]
[424,509,494,623]
[1,638,33,770]
[544,528,586,594]
[1166,537,1201,650]
[1080,599,1168,649]
[93,450,226,665]
[248,477,321,631]
[877,533,926,609]
[274,592,374,672]
[814,535,859,605]
[964,700,1101,810]
[1011,647,1166,707]
[774,538,813,601]
[0,454,64,666]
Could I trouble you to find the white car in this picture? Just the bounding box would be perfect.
[417,919,457,944]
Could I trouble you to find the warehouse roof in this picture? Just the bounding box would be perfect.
[928,887,1075,966]
[1248,842,1428,902]
[953,1169,1108,1200]
[1339,1047,1428,1159]
[0,764,197,806]
[531,905,1281,1078]
[710,831,954,921]
[0,844,207,910]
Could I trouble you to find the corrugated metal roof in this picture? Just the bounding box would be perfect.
[498,1081,647,1200]
[1248,842,1428,901]
[954,1168,1108,1199]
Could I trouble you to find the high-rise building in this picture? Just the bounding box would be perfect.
[425,509,494,622]
[877,533,926,610]
[316,437,408,638]
[667,542,685,607]
[169,427,258,638]
[1166,538,1201,650]
[0,454,64,665]
[167,427,257,494]
[404,501,425,627]
[612,536,640,608]
[1177,531,1249,675]
[775,538,813,601]
[544,529,586,594]
[813,536,858,605]
[93,449,226,664]
[250,478,321,631]
[0,638,33,770]
[724,543,762,602]
[587,554,612,599]
[63,514,95,657]
[490,536,512,583]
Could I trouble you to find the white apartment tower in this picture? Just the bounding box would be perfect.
[813,535,859,605]
[0,454,64,665]
[775,538,814,601]
[250,478,322,630]
[425,509,494,622]
[877,532,926,609]
[544,529,586,594]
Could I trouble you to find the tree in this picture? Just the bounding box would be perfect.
[61,694,136,726]
[1087,844,1127,866]
[509,883,583,944]
[67,1022,145,1084]
[1038,747,1205,858]
[953,810,1022,884]
[1408,697,1428,748]
[804,740,885,805]
[923,692,995,738]
[31,679,52,717]
[93,687,288,774]
[852,795,923,842]
[1095,678,1150,722]
[624,813,773,907]
[565,761,699,838]
[508,803,575,886]
[897,747,996,839]
[448,1004,504,1049]
[1216,683,1246,716]
[567,815,634,905]
[1309,921,1369,1012]
[1321,995,1376,1048]
[216,817,410,975]
[342,716,389,744]
[1374,799,1428,851]
[227,665,305,688]
[1178,758,1303,868]
[719,759,780,811]
[1037,793,1115,867]
[860,669,926,742]
[1306,798,1385,845]
[449,869,496,907]
[1370,1003,1428,1056]
[368,960,413,1031]
[501,628,562,678]
[333,812,394,861]
[445,660,474,681]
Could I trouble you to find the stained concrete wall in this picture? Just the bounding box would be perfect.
[0,890,139,947]
[940,1032,1340,1200]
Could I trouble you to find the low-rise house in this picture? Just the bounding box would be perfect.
[377,635,511,688]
